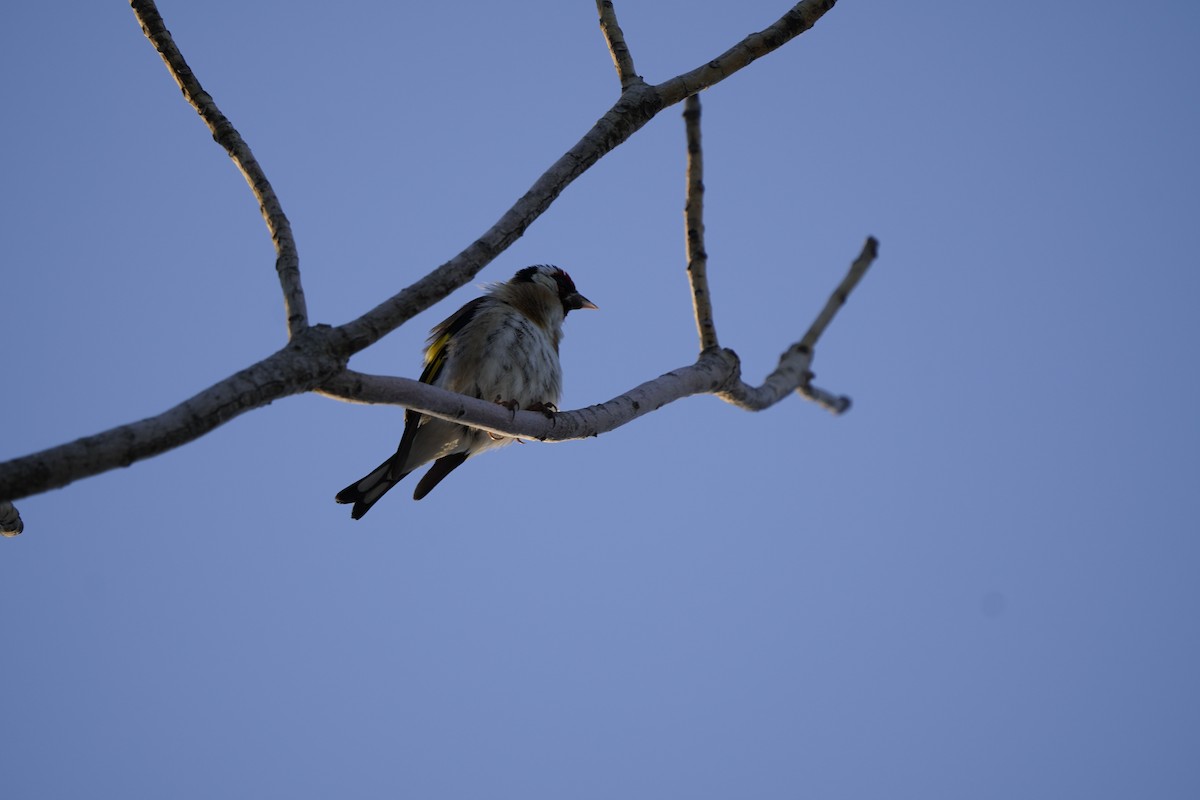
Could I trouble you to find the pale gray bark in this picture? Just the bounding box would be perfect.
[1,0,870,532]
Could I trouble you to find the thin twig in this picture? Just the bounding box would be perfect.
[683,95,719,351]
[800,236,879,352]
[595,0,641,90]
[0,501,22,537]
[130,0,308,339]
[338,0,838,353]
[719,237,878,414]
[798,382,852,415]
[655,0,836,106]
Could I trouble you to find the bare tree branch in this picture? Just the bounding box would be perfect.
[801,236,880,353]
[333,0,840,355]
[1,0,858,524]
[330,82,665,354]
[654,0,836,106]
[0,327,347,502]
[719,237,879,414]
[682,95,719,351]
[323,223,876,440]
[0,502,22,537]
[324,245,881,434]
[596,0,642,90]
[131,0,307,339]
[320,351,743,443]
[1,222,872,503]
[793,236,881,414]
[1,228,873,507]
[798,381,855,415]
[679,90,871,414]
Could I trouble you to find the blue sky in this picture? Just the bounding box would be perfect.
[2,1,1198,797]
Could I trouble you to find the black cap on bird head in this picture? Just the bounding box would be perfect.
[512,265,597,315]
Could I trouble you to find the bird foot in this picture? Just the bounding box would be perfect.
[489,398,519,440]
[486,399,556,440]
[526,401,558,418]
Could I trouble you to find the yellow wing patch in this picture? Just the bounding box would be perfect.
[419,296,488,386]
[420,331,453,385]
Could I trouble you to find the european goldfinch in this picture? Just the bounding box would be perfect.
[336,265,596,518]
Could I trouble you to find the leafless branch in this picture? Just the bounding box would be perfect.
[679,91,873,414]
[333,0,840,355]
[1,0,860,525]
[801,236,880,352]
[654,1,836,106]
[326,243,882,433]
[682,95,719,351]
[324,225,876,439]
[798,382,855,415]
[131,0,307,339]
[719,237,879,414]
[0,327,347,501]
[596,0,642,90]
[0,502,22,537]
[321,350,742,442]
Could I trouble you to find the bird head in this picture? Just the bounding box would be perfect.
[508,265,597,317]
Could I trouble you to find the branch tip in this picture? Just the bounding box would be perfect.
[596,0,640,90]
[799,383,853,415]
[654,0,838,105]
[799,236,880,353]
[130,0,307,339]
[0,501,23,537]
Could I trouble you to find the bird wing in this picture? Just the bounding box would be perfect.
[420,296,489,387]
[388,296,490,479]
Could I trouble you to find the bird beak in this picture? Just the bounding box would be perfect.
[569,293,598,311]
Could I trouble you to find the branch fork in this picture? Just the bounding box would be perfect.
[1,0,870,532]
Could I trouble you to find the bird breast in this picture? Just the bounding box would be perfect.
[441,301,564,408]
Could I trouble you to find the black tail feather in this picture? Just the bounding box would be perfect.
[335,454,409,520]
[412,453,469,500]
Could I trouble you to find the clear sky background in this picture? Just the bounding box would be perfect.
[2,1,1198,798]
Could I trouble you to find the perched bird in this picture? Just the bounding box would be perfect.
[336,265,596,519]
